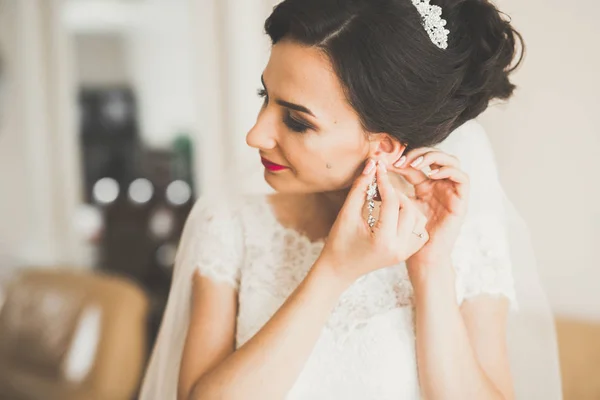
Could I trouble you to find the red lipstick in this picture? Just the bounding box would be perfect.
[261,157,288,172]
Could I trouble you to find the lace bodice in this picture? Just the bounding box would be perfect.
[189,187,516,399]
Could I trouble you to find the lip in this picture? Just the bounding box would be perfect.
[261,157,289,172]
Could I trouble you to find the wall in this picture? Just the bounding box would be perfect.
[125,0,198,149]
[479,0,600,320]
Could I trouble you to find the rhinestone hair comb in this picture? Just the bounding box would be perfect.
[411,0,450,50]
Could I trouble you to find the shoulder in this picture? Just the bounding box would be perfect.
[177,194,268,288]
[186,193,268,227]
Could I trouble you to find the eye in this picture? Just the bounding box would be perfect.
[284,111,310,133]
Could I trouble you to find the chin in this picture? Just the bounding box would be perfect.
[264,171,352,195]
[263,169,318,194]
[263,169,288,192]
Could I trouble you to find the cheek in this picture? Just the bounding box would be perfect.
[299,134,366,183]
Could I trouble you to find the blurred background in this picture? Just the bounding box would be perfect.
[0,0,597,399]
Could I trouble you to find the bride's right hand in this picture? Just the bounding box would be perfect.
[317,159,429,286]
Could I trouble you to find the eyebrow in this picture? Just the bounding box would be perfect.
[261,75,316,118]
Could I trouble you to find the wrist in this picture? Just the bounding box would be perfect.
[311,255,354,295]
[408,258,456,296]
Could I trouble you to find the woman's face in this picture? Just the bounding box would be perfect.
[246,39,403,194]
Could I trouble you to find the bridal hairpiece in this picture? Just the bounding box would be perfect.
[411,0,450,50]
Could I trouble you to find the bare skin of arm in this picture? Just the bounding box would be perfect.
[411,263,514,400]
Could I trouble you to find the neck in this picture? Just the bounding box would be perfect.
[314,188,351,221]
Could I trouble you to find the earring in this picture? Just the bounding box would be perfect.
[366,177,378,228]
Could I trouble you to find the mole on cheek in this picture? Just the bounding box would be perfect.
[326,163,332,169]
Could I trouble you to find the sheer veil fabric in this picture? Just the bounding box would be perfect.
[139,120,562,399]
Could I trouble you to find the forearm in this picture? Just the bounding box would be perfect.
[189,258,349,400]
[410,262,505,400]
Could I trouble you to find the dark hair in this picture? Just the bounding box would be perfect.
[264,0,524,148]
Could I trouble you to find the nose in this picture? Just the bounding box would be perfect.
[246,112,277,150]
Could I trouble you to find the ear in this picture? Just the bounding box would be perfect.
[368,133,407,165]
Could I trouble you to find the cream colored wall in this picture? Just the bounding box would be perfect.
[125,0,198,149]
[479,0,600,320]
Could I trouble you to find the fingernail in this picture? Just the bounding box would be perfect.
[394,156,406,168]
[363,159,376,174]
[378,160,387,172]
[411,156,424,168]
[428,169,439,176]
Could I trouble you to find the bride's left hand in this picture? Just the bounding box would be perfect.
[389,147,470,270]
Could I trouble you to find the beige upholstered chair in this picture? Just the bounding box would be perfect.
[556,318,600,400]
[0,269,149,400]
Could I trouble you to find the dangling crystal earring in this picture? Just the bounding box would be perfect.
[366,177,378,228]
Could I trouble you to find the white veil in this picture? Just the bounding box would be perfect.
[138,121,562,400]
[138,194,214,399]
[504,194,563,398]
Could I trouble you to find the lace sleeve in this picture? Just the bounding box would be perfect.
[439,121,517,309]
[451,215,517,308]
[175,196,244,289]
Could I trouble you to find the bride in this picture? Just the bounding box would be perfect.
[140,0,561,399]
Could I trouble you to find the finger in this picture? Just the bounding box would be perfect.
[341,159,377,219]
[410,151,460,171]
[403,205,428,250]
[391,165,429,186]
[412,211,429,241]
[409,224,429,252]
[375,161,399,235]
[392,147,436,169]
[428,167,470,198]
[389,148,436,186]
[395,189,417,236]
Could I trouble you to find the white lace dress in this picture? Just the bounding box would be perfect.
[189,188,516,400]
[140,121,521,400]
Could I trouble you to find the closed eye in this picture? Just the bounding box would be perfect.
[257,87,313,134]
[284,111,311,133]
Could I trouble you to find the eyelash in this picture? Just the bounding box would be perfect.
[257,88,311,133]
[283,112,310,133]
[257,88,268,102]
